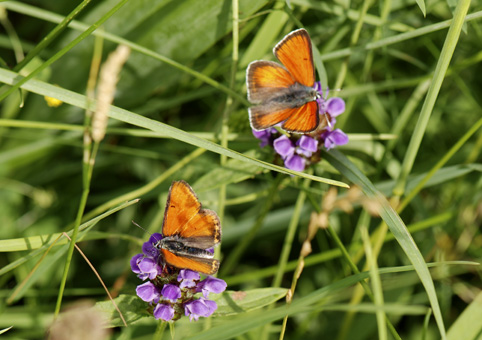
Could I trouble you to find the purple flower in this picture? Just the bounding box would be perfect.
[252,128,275,147]
[138,257,162,280]
[284,154,305,171]
[153,303,175,321]
[322,129,349,150]
[273,135,294,158]
[313,81,325,96]
[184,298,217,321]
[196,277,227,298]
[178,269,200,289]
[326,98,345,117]
[161,284,181,302]
[130,254,144,274]
[142,233,162,258]
[296,135,318,157]
[136,281,161,303]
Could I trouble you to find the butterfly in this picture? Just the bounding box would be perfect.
[155,180,221,275]
[246,28,321,133]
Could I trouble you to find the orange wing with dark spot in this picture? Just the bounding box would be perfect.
[161,249,219,275]
[162,181,221,247]
[274,28,315,87]
[281,101,319,132]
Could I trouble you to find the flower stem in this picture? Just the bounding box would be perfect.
[153,321,167,340]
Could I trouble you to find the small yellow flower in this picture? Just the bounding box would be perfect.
[44,96,63,107]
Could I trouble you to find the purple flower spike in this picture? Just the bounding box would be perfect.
[138,257,161,280]
[153,303,175,321]
[196,277,227,298]
[161,284,181,302]
[136,281,160,303]
[178,269,200,289]
[284,154,305,172]
[323,129,349,150]
[273,135,294,158]
[326,98,345,117]
[184,298,217,322]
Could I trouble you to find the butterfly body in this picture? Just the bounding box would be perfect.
[155,181,221,275]
[254,81,318,108]
[246,29,320,133]
[158,236,215,260]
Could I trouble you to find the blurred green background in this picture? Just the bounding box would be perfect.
[0,0,481,339]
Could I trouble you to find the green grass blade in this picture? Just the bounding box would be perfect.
[0,0,130,103]
[393,0,471,197]
[0,68,349,188]
[324,149,447,339]
[447,290,482,340]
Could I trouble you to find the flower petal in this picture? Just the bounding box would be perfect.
[184,298,218,321]
[196,276,227,298]
[130,254,143,274]
[297,135,318,153]
[273,135,294,158]
[136,281,160,303]
[153,303,174,321]
[284,154,305,172]
[161,284,181,301]
[324,129,349,150]
[326,98,345,117]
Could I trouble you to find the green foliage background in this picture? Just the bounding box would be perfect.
[0,0,481,339]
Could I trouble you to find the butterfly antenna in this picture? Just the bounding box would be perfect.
[132,220,152,236]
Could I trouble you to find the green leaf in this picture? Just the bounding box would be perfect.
[447,290,482,340]
[415,0,426,16]
[95,294,150,327]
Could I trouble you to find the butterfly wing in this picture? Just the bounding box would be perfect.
[246,60,295,104]
[161,249,219,275]
[162,181,221,249]
[274,28,315,87]
[249,105,299,131]
[281,101,319,132]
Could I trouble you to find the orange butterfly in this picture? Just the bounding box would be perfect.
[246,28,320,133]
[155,181,221,275]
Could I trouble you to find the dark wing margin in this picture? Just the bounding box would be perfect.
[274,28,315,87]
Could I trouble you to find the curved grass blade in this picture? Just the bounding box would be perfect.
[0,68,349,188]
[324,149,446,339]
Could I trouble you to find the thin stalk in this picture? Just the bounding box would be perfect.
[220,175,283,276]
[328,222,400,340]
[334,0,374,90]
[217,0,239,249]
[361,225,387,340]
[398,115,482,213]
[272,178,310,288]
[82,148,206,222]
[393,0,472,197]
[13,0,93,72]
[0,0,130,103]
[153,321,167,340]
